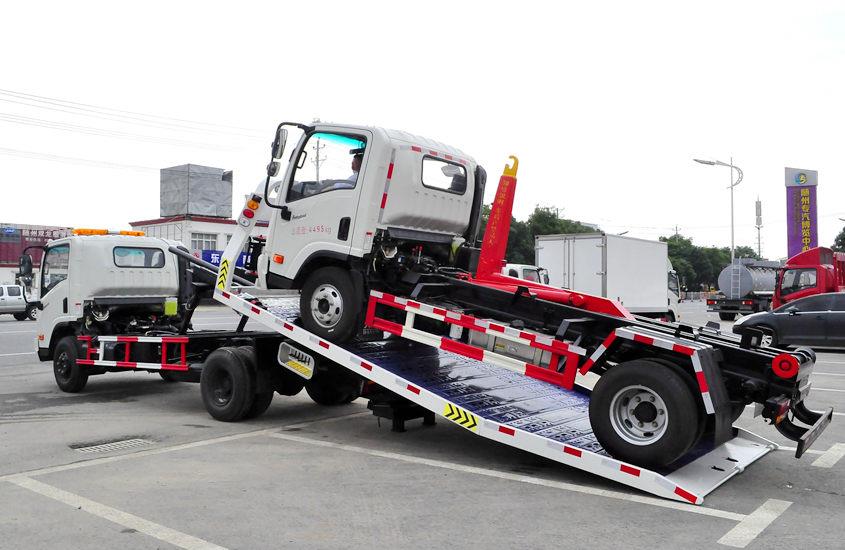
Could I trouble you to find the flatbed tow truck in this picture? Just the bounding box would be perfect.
[22,122,832,504]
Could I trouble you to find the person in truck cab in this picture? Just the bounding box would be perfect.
[333,147,363,190]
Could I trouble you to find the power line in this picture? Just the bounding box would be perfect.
[0,88,265,136]
[0,112,242,151]
[0,147,158,172]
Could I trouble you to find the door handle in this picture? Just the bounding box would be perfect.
[338,217,351,241]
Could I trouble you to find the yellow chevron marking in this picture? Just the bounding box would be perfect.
[216,258,230,290]
[443,403,478,432]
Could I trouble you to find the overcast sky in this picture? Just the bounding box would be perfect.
[2,1,844,259]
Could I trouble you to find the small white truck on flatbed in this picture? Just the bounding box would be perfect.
[19,121,832,504]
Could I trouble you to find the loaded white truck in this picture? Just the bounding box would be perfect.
[535,233,680,321]
[20,121,832,504]
[707,259,781,321]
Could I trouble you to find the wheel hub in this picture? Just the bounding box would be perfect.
[310,284,343,328]
[55,352,70,379]
[609,385,669,445]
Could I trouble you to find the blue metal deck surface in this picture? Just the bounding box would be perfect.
[265,298,605,455]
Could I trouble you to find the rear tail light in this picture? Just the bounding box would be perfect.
[707,299,716,305]
[242,209,255,219]
[742,300,753,306]
[772,353,800,379]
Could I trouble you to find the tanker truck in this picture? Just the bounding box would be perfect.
[707,258,781,321]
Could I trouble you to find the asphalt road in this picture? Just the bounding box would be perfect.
[0,301,843,549]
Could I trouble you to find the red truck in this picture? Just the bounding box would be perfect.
[773,246,845,309]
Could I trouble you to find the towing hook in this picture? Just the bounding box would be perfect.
[503,155,519,177]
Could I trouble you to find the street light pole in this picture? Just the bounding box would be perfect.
[693,157,744,262]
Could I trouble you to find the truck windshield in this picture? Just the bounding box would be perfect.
[780,268,816,296]
[42,244,70,296]
[522,268,540,282]
[286,132,367,202]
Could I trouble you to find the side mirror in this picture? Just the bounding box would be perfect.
[271,127,288,160]
[787,306,799,315]
[19,254,33,277]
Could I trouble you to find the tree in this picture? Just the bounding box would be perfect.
[477,205,596,265]
[834,225,845,252]
[733,245,761,260]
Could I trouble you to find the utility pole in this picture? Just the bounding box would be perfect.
[755,198,763,258]
[311,138,326,183]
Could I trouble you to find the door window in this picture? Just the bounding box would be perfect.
[790,294,833,312]
[422,157,468,194]
[522,268,540,282]
[6,286,20,296]
[780,268,817,296]
[286,132,367,202]
[829,294,845,311]
[0,287,4,296]
[113,247,165,268]
[42,244,70,296]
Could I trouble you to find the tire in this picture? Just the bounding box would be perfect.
[200,347,255,422]
[299,266,360,343]
[589,360,701,468]
[13,312,27,321]
[646,358,706,447]
[53,336,88,393]
[719,312,736,321]
[26,305,37,321]
[233,346,275,419]
[305,361,362,406]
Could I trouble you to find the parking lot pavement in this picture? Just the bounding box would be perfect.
[1,304,843,549]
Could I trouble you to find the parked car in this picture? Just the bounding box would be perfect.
[733,292,845,348]
[0,284,37,321]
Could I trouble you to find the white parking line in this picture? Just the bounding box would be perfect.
[267,431,746,521]
[743,405,844,418]
[0,331,36,335]
[9,477,226,550]
[813,372,845,376]
[0,411,367,482]
[811,387,845,393]
[717,499,792,548]
[0,352,35,357]
[811,443,845,468]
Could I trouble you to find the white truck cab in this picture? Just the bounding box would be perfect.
[502,263,550,285]
[31,233,183,360]
[256,122,488,341]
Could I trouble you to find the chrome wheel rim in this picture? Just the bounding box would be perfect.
[310,284,343,328]
[609,385,668,445]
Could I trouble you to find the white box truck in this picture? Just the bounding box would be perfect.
[535,233,680,321]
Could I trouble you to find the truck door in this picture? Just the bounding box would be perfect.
[39,244,71,329]
[267,131,370,284]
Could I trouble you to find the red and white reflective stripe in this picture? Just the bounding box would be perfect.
[579,331,618,374]
[371,291,585,357]
[377,149,396,222]
[614,327,715,414]
[404,144,469,165]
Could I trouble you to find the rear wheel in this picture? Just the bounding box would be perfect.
[13,312,27,321]
[233,346,275,419]
[26,305,37,321]
[299,266,360,343]
[200,347,255,422]
[305,361,362,406]
[589,360,700,468]
[719,312,736,321]
[53,336,88,393]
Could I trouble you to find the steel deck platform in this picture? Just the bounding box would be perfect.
[215,292,777,504]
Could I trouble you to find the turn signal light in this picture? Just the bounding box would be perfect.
[72,228,108,235]
[119,230,145,236]
[242,209,254,219]
[247,199,260,210]
[273,254,284,264]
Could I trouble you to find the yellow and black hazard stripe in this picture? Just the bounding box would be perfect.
[216,258,230,290]
[443,403,478,432]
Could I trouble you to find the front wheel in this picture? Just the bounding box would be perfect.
[299,266,360,343]
[53,336,88,393]
[757,325,777,347]
[589,360,700,468]
[26,305,37,321]
[13,312,27,321]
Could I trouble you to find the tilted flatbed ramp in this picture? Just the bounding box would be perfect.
[216,290,776,504]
